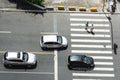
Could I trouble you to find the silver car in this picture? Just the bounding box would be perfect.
[40,35,68,49]
[3,51,37,68]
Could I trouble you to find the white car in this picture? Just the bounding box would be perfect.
[40,35,68,49]
[3,51,37,68]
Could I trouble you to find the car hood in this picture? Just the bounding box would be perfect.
[27,53,36,64]
[62,36,68,45]
[85,57,94,65]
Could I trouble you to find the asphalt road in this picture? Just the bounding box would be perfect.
[0,11,120,80]
[0,12,71,80]
[111,14,120,80]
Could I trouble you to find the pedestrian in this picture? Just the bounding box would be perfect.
[85,21,89,30]
[90,24,94,33]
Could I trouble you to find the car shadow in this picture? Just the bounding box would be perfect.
[4,63,37,69]
[7,0,46,15]
[41,46,68,51]
[67,65,95,71]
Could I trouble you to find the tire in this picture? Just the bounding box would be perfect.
[68,65,72,70]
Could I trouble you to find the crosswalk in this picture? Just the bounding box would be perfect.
[70,13,114,80]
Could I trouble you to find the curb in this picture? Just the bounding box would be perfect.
[1,8,120,14]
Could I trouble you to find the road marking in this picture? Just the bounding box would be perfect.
[30,52,53,54]
[73,73,115,77]
[70,13,109,17]
[70,23,109,27]
[72,50,112,54]
[71,34,110,38]
[71,39,111,43]
[94,67,114,71]
[91,56,113,60]
[71,28,110,32]
[0,71,54,74]
[71,44,111,48]
[54,50,58,80]
[0,51,54,54]
[73,79,102,80]
[0,31,11,33]
[95,62,113,65]
[70,18,109,22]
[40,32,58,35]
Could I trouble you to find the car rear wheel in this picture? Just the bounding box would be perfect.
[68,65,72,70]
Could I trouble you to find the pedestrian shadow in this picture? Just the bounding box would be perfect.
[113,43,118,55]
[86,30,95,35]
[91,32,95,35]
[7,0,46,15]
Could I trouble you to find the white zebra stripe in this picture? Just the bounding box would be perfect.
[71,34,110,38]
[95,62,113,65]
[71,39,111,43]
[70,23,109,27]
[71,44,111,48]
[73,73,115,77]
[71,28,110,32]
[94,67,114,71]
[70,18,109,22]
[70,13,109,17]
[72,50,112,54]
[91,56,113,60]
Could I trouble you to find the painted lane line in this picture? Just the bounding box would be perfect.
[30,52,53,54]
[0,51,54,54]
[0,71,54,74]
[71,34,110,38]
[71,44,111,48]
[54,50,58,80]
[73,79,102,80]
[73,73,115,77]
[95,62,113,65]
[94,67,114,71]
[71,28,110,32]
[72,50,112,54]
[40,32,58,35]
[71,39,111,43]
[0,31,11,33]
[70,13,109,17]
[70,23,109,27]
[91,56,113,60]
[70,18,109,22]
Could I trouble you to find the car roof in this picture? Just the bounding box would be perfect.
[6,52,23,60]
[42,35,58,43]
[69,55,86,62]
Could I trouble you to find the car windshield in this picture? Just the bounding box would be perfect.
[83,57,90,64]
[57,36,62,44]
[22,52,28,61]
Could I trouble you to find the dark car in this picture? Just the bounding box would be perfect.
[68,55,95,70]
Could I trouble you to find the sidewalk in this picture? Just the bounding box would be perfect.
[44,0,103,12]
[44,0,120,13]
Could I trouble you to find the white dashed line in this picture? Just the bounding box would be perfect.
[0,31,11,33]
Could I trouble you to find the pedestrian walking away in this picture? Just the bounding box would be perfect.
[85,21,89,30]
[90,24,94,33]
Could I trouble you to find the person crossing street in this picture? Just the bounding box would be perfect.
[90,24,94,33]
